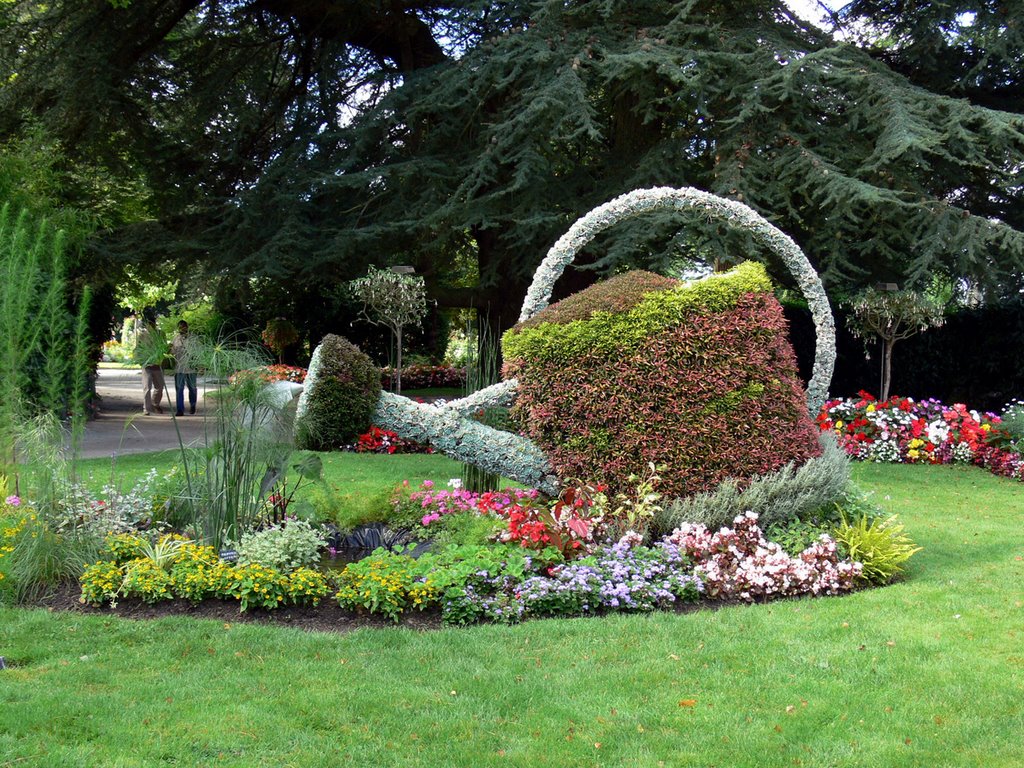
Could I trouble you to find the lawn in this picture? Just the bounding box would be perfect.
[73,450,469,526]
[1,463,1022,767]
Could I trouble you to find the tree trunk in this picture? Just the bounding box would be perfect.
[395,325,403,395]
[881,339,894,401]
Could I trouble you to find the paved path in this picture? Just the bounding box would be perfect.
[79,367,216,459]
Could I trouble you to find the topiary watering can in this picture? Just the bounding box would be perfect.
[325,188,836,494]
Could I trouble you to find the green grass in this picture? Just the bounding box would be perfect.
[2,463,1023,767]
[73,450,467,526]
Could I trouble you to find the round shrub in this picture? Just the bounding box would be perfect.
[503,262,823,499]
[295,334,381,450]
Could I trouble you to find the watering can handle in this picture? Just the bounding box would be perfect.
[516,187,835,413]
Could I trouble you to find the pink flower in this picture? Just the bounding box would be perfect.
[5,495,20,507]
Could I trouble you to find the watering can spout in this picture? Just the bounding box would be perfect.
[373,389,558,494]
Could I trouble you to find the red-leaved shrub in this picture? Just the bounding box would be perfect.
[507,281,821,499]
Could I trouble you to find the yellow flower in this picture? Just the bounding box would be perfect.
[835,420,844,430]
[866,404,876,413]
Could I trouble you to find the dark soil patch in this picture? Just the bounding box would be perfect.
[34,582,445,634]
[28,581,732,635]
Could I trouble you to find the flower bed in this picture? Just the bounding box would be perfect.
[7,459,912,628]
[333,510,863,625]
[380,364,465,391]
[71,505,871,627]
[230,364,308,385]
[352,426,433,454]
[817,392,1023,481]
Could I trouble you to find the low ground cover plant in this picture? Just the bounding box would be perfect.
[818,392,1024,481]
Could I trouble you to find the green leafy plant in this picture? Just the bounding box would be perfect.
[765,518,838,557]
[78,560,124,606]
[417,543,533,626]
[100,533,148,565]
[604,462,664,541]
[236,519,327,573]
[120,558,174,604]
[334,550,436,621]
[832,513,921,585]
[209,562,292,611]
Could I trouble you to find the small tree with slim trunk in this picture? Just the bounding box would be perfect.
[349,267,427,395]
[261,317,299,364]
[847,288,945,401]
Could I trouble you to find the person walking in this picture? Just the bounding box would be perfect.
[133,311,167,415]
[171,320,198,416]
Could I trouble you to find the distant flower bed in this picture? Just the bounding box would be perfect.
[230,364,307,385]
[818,392,1023,481]
[381,364,465,391]
[353,426,432,455]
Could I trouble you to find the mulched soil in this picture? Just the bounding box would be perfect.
[34,582,445,634]
[31,581,718,635]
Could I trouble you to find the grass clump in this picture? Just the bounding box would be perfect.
[833,512,922,584]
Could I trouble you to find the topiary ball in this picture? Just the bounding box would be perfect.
[502,262,823,499]
[294,334,381,450]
